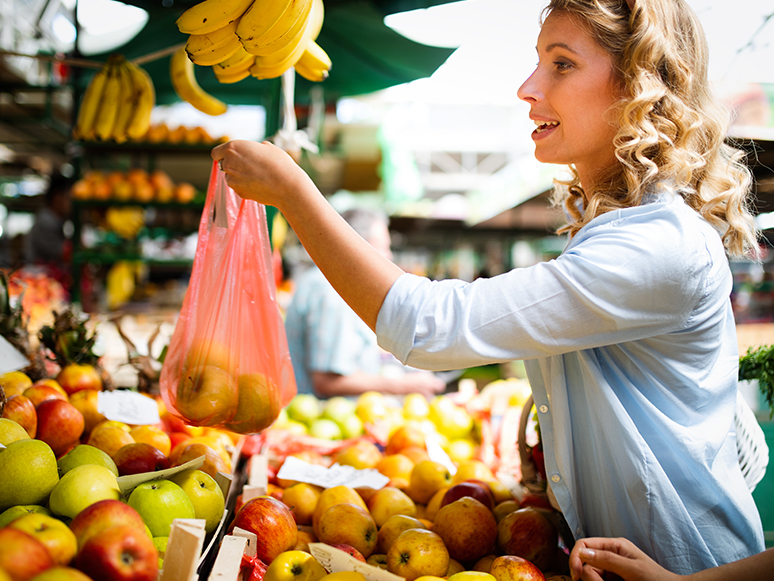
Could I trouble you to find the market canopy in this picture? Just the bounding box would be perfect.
[81,0,460,108]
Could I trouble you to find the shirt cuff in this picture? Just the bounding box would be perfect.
[376,272,427,365]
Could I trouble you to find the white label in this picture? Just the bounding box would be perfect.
[97,390,161,425]
[309,543,405,581]
[276,456,389,490]
[0,336,30,375]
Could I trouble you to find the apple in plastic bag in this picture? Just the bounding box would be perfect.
[223,372,281,434]
[175,365,238,427]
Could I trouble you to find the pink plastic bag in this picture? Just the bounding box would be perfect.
[160,161,296,433]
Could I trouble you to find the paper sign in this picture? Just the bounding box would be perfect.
[117,456,204,496]
[0,336,30,375]
[309,543,404,581]
[160,519,206,581]
[425,437,457,475]
[277,456,389,490]
[98,390,161,425]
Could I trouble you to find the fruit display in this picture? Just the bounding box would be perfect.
[171,0,331,115]
[71,169,197,206]
[72,54,155,143]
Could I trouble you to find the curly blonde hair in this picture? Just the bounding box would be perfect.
[545,0,759,258]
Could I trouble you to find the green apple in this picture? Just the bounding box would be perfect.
[127,479,196,537]
[337,414,364,439]
[322,397,357,424]
[286,394,321,425]
[153,536,168,568]
[48,464,121,519]
[0,418,30,445]
[168,468,225,533]
[308,418,343,440]
[57,444,118,477]
[0,505,52,528]
[0,439,59,512]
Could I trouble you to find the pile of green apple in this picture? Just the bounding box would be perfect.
[0,435,227,581]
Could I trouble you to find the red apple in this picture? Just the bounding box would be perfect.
[168,431,191,451]
[228,496,298,564]
[2,395,37,438]
[490,555,545,581]
[327,543,366,562]
[440,481,495,512]
[35,399,85,458]
[433,496,498,563]
[69,499,148,550]
[496,507,558,573]
[23,385,67,408]
[73,524,157,581]
[520,493,553,511]
[113,443,171,476]
[0,527,55,581]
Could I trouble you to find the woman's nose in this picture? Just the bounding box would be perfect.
[517,69,540,103]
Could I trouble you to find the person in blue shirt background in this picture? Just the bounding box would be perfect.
[214,0,765,573]
[284,206,445,399]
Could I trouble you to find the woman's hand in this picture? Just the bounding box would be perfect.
[211,140,316,211]
[569,538,681,581]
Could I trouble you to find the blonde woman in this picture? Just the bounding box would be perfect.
[213,0,764,573]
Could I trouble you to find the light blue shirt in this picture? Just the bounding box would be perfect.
[376,192,764,574]
[285,266,381,396]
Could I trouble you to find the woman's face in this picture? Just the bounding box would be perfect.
[518,10,622,190]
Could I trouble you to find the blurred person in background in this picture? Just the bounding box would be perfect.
[284,206,445,399]
[24,172,73,266]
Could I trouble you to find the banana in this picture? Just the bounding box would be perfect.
[72,65,109,141]
[185,19,239,55]
[248,0,321,78]
[213,47,254,72]
[125,61,155,141]
[186,32,243,66]
[308,0,324,41]
[176,0,254,35]
[214,66,251,84]
[294,41,330,82]
[93,60,122,141]
[170,47,228,116]
[111,60,136,143]
[242,0,313,57]
[236,0,304,46]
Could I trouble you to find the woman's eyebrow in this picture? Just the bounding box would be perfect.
[545,42,579,54]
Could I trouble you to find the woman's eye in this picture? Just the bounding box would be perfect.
[554,60,573,71]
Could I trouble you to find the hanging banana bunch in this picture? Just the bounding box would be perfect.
[72,54,155,143]
[174,0,331,98]
[105,206,146,240]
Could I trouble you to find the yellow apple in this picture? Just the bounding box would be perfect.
[168,468,225,533]
[448,573,497,581]
[355,391,388,424]
[403,393,430,420]
[264,550,327,581]
[312,485,368,536]
[376,454,415,481]
[130,425,172,458]
[424,486,450,522]
[319,573,365,581]
[386,528,450,581]
[49,464,122,519]
[376,515,428,555]
[488,480,514,504]
[0,418,30,446]
[452,460,495,485]
[175,365,238,427]
[0,371,33,398]
[317,502,378,558]
[447,559,465,576]
[87,425,135,459]
[445,439,476,463]
[8,513,77,566]
[67,390,106,439]
[366,486,417,528]
[223,372,281,434]
[472,555,498,573]
[293,529,317,552]
[282,482,323,526]
[407,460,452,504]
[493,500,520,523]
[414,577,446,581]
[366,554,388,570]
[332,441,382,470]
[489,555,546,581]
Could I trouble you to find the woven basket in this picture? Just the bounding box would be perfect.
[735,389,770,492]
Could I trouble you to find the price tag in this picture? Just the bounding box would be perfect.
[0,336,30,375]
[277,456,389,490]
[309,543,404,581]
[97,390,161,425]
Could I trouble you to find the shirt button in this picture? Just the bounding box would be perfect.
[551,474,561,483]
[539,404,548,413]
